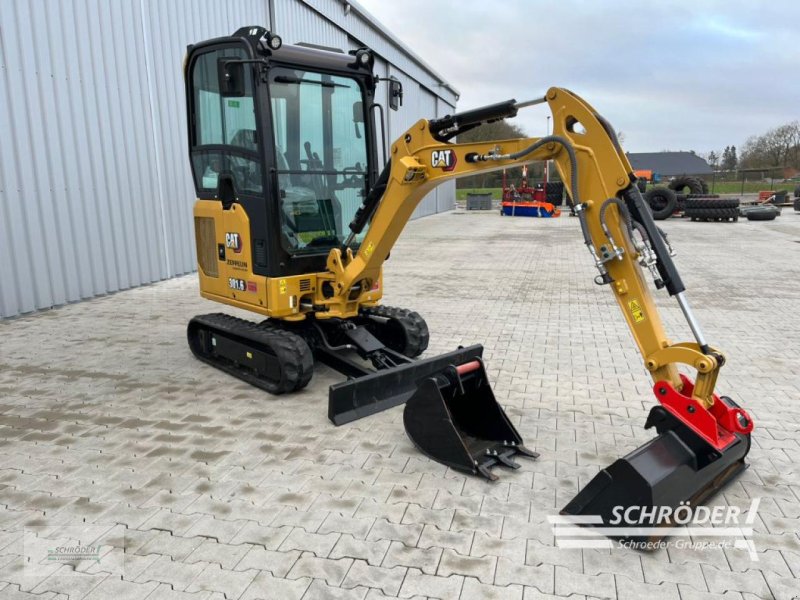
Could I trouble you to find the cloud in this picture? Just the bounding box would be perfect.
[357,0,799,153]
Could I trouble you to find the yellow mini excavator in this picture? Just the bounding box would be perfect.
[184,27,753,539]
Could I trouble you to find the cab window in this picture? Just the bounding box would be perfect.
[190,47,263,195]
[269,68,368,254]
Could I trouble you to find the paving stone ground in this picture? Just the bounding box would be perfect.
[1,208,799,600]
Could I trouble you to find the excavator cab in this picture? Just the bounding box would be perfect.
[186,26,379,281]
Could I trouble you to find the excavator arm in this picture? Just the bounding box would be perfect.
[321,87,751,450]
[319,86,753,532]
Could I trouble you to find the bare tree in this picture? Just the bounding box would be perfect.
[740,121,800,169]
[721,146,738,171]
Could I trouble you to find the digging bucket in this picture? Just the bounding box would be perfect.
[562,380,753,544]
[403,359,538,480]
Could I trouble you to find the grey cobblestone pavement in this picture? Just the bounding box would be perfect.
[1,209,799,599]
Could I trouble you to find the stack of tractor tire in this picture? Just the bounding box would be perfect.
[545,182,564,206]
[644,176,740,222]
[684,196,740,222]
[643,176,709,220]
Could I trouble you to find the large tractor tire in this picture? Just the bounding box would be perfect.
[794,185,800,198]
[794,197,800,212]
[685,194,720,199]
[683,197,740,210]
[745,207,779,221]
[669,176,704,195]
[644,187,678,220]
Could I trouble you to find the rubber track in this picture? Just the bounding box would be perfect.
[362,305,430,358]
[189,313,313,394]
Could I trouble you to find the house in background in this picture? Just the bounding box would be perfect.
[627,152,713,178]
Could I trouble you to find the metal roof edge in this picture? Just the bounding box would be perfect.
[343,0,460,100]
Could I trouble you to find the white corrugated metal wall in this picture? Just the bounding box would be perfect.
[0,0,457,318]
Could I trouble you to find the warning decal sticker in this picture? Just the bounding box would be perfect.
[628,299,645,323]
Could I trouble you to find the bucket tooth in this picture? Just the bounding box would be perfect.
[476,464,499,481]
[513,445,540,459]
[403,358,535,480]
[494,451,521,469]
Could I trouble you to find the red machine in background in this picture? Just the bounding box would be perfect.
[500,166,561,217]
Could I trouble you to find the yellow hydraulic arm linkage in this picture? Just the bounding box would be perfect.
[323,87,753,531]
[323,88,703,410]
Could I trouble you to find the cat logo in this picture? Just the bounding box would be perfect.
[225,232,242,253]
[431,149,457,171]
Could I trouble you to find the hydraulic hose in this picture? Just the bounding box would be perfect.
[497,135,611,283]
[600,198,672,258]
[622,185,685,296]
[507,135,599,262]
[599,197,634,243]
[505,135,580,205]
[343,159,392,248]
[595,113,624,156]
[633,221,650,243]
[472,135,591,251]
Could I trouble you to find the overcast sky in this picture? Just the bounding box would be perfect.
[358,0,799,154]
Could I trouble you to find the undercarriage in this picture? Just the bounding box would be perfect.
[188,306,484,425]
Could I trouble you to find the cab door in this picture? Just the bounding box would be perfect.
[187,43,269,310]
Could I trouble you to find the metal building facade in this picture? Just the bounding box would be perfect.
[0,0,458,318]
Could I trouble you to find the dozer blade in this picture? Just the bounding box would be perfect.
[403,359,538,480]
[562,389,752,544]
[328,345,484,425]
